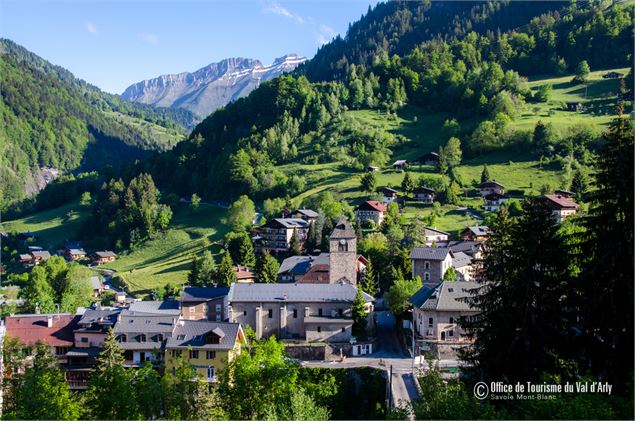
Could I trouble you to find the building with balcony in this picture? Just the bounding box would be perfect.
[257,218,310,255]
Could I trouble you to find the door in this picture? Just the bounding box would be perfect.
[440,331,446,341]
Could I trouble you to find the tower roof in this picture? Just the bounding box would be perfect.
[330,216,356,239]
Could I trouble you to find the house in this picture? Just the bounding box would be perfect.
[179,287,230,321]
[460,226,490,242]
[565,101,583,112]
[31,250,51,263]
[377,186,399,203]
[475,180,505,197]
[483,192,508,212]
[93,251,117,264]
[417,152,440,166]
[542,194,579,223]
[554,189,575,198]
[4,313,79,361]
[451,252,473,281]
[354,200,387,225]
[165,320,245,382]
[602,71,623,79]
[392,160,408,170]
[90,276,105,297]
[228,283,374,342]
[65,248,87,261]
[234,265,256,283]
[366,165,380,172]
[293,208,319,223]
[448,241,484,260]
[423,227,450,246]
[258,218,310,255]
[410,247,454,285]
[410,281,479,343]
[113,311,175,367]
[19,254,33,266]
[412,187,435,204]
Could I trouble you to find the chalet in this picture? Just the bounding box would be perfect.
[354,200,387,226]
[554,189,575,198]
[113,311,175,367]
[165,321,245,382]
[452,252,473,281]
[448,241,484,260]
[65,248,87,261]
[31,250,51,263]
[417,152,440,166]
[366,165,380,172]
[602,71,623,79]
[377,186,399,203]
[90,276,104,297]
[19,254,33,266]
[234,265,257,283]
[483,192,508,212]
[180,286,230,322]
[228,283,374,342]
[542,194,579,223]
[475,180,505,197]
[392,160,408,170]
[565,101,583,112]
[293,208,319,223]
[410,247,454,285]
[460,226,490,242]
[412,187,435,204]
[410,281,479,343]
[93,251,117,264]
[257,218,310,255]
[423,227,449,246]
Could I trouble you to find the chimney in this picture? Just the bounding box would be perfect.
[46,315,53,328]
[95,302,102,311]
[178,319,185,326]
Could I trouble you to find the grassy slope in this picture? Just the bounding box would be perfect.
[2,68,626,295]
[105,111,184,150]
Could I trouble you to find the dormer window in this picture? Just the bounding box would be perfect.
[156,334,163,342]
[118,334,127,343]
[138,334,146,342]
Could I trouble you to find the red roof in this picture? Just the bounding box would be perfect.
[356,200,387,213]
[234,265,256,281]
[5,314,79,346]
[297,264,331,283]
[543,194,579,210]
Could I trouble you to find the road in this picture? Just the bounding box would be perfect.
[302,311,419,414]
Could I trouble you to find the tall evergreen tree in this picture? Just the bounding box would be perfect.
[217,252,237,287]
[289,228,302,256]
[480,165,490,183]
[362,259,379,297]
[352,286,368,335]
[578,111,634,389]
[401,171,415,194]
[570,169,587,202]
[462,200,577,383]
[239,234,257,268]
[256,251,280,283]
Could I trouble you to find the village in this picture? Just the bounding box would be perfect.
[0,173,581,409]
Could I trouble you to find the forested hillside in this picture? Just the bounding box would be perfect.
[143,0,633,201]
[0,39,195,209]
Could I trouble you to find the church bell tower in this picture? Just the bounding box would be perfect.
[328,216,357,284]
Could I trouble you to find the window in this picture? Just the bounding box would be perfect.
[449,317,454,324]
[293,309,298,318]
[80,337,88,343]
[428,317,433,327]
[424,261,430,270]
[215,304,221,312]
[177,334,186,340]
[206,351,216,359]
[118,334,127,342]
[203,305,208,312]
[138,334,146,342]
[424,273,430,281]
[156,334,163,342]
[243,310,247,316]
[338,308,343,317]
[341,327,346,332]
[206,366,215,381]
[318,308,323,317]
[215,314,221,321]
[317,326,321,333]
[189,350,199,359]
[448,330,454,337]
[268,309,273,319]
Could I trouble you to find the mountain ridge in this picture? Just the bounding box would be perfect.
[121,54,307,118]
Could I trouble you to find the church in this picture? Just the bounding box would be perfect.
[276,216,367,285]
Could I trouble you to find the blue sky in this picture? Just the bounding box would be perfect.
[1,0,377,94]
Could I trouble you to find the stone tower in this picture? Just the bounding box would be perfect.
[329,216,357,284]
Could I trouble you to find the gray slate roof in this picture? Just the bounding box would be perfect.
[113,313,176,334]
[330,217,356,239]
[264,218,309,229]
[166,320,241,350]
[76,308,121,332]
[408,285,437,308]
[410,247,451,260]
[31,250,51,260]
[229,283,373,303]
[180,287,229,303]
[278,254,329,276]
[127,300,180,316]
[90,276,103,290]
[465,226,490,236]
[419,281,479,312]
[452,252,472,269]
[424,227,449,236]
[448,241,482,257]
[295,209,319,218]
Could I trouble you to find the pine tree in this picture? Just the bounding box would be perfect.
[362,259,379,297]
[305,221,317,253]
[578,112,634,388]
[256,251,280,283]
[480,165,490,183]
[445,180,461,205]
[360,171,377,193]
[352,286,368,335]
[187,379,227,420]
[217,252,237,287]
[289,228,302,256]
[570,169,587,202]
[187,256,201,286]
[401,171,415,194]
[354,219,363,239]
[239,235,256,268]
